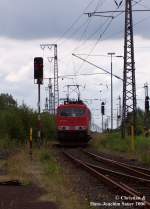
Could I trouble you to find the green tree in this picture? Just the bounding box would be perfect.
[0,93,56,147]
[0,93,17,108]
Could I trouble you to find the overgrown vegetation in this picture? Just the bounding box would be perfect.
[0,93,56,149]
[0,94,90,208]
[3,147,90,209]
[38,148,90,209]
[40,149,61,175]
[92,132,150,165]
[91,107,150,165]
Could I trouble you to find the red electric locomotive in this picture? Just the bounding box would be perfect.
[56,100,91,144]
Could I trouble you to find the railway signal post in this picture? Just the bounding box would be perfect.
[144,83,149,114]
[101,102,105,132]
[144,83,149,136]
[34,57,43,147]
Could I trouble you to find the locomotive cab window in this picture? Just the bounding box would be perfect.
[59,108,85,117]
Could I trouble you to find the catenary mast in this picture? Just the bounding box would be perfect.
[122,0,136,137]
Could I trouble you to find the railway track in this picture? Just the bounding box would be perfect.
[63,149,150,209]
[83,150,150,178]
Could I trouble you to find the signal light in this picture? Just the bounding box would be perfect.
[101,102,105,115]
[145,96,149,112]
[34,57,43,84]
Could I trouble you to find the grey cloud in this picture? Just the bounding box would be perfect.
[0,0,150,40]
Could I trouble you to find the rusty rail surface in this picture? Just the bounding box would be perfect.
[85,161,150,184]
[83,150,150,180]
[63,151,150,209]
[122,164,150,175]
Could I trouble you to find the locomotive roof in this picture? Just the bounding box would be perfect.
[58,102,88,109]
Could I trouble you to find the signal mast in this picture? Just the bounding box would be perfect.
[34,57,43,146]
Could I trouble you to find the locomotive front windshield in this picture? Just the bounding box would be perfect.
[60,108,85,117]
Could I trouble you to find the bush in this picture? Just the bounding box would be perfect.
[92,133,150,165]
[0,93,56,148]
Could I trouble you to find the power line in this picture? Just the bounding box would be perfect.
[60,18,91,44]
[83,0,149,41]
[56,0,98,45]
[64,1,109,54]
[73,6,125,72]
[68,2,106,87]
[74,53,110,57]
[89,9,150,14]
[60,72,106,78]
[72,53,123,81]
[72,3,134,71]
[73,17,114,72]
[58,2,125,76]
[44,72,106,80]
[72,17,112,52]
[104,11,150,40]
[56,1,107,86]
[94,0,106,12]
[132,0,150,9]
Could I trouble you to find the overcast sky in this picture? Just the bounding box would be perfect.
[1,0,150,129]
[0,0,150,40]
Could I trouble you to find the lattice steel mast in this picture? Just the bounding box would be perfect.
[48,78,54,114]
[40,44,59,114]
[53,44,59,114]
[122,0,136,137]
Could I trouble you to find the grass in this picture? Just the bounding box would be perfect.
[40,150,61,175]
[1,145,91,209]
[38,148,91,209]
[0,136,18,150]
[91,132,150,165]
[135,136,150,164]
[5,149,32,185]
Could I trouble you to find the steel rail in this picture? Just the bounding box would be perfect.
[123,164,150,175]
[85,161,150,184]
[63,151,150,209]
[83,150,150,180]
[120,182,142,197]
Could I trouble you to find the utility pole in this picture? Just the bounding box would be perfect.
[119,96,121,119]
[41,44,59,114]
[38,83,41,142]
[45,97,48,111]
[108,52,115,130]
[117,96,122,128]
[117,107,119,129]
[48,78,54,114]
[122,0,136,138]
[44,78,54,114]
[53,45,59,114]
[83,1,150,137]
